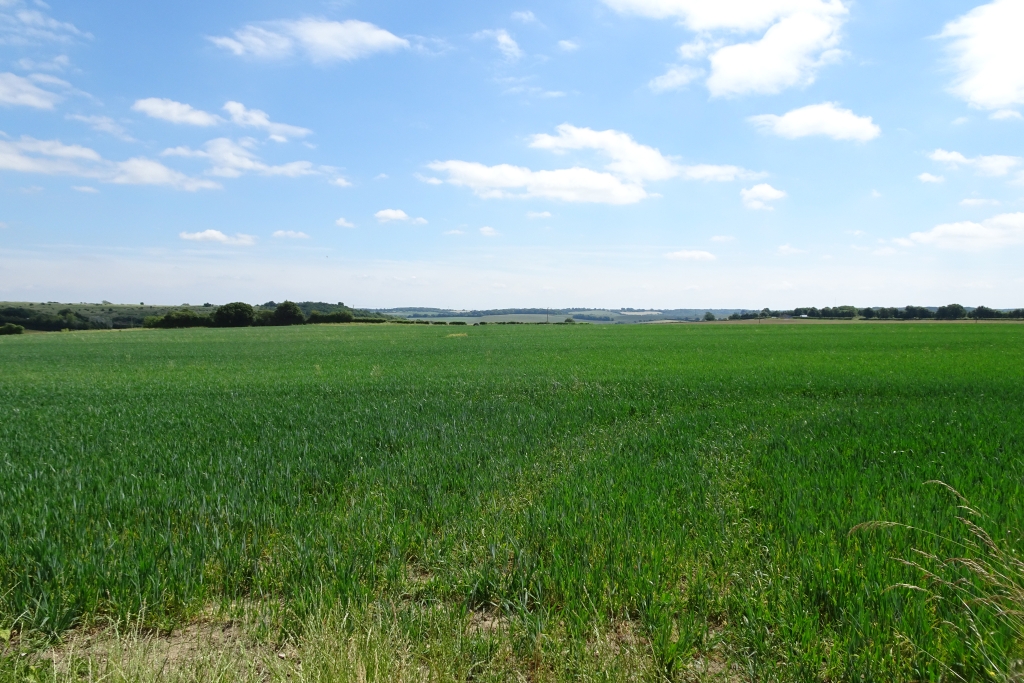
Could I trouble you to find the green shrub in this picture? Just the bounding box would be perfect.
[0,322,24,335]
[213,302,255,327]
[272,301,305,326]
[308,310,355,324]
[144,309,212,329]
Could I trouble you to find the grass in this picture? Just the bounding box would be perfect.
[1,322,1022,681]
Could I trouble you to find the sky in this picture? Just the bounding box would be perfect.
[1,0,1023,309]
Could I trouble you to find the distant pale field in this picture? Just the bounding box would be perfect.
[1,323,1022,681]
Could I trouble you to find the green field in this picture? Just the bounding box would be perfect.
[1,323,1022,681]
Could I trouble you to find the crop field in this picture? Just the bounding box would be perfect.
[1,323,1022,681]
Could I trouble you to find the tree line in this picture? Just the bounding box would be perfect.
[143,301,395,329]
[724,304,1024,321]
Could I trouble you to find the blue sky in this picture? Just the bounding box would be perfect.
[1,0,1023,308]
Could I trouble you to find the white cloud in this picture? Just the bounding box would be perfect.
[162,138,315,178]
[111,158,221,191]
[648,65,704,93]
[132,98,220,126]
[741,183,786,210]
[906,212,1024,251]
[511,10,537,23]
[273,230,309,239]
[940,0,1024,111]
[427,160,649,204]
[918,172,944,183]
[412,217,428,225]
[777,244,807,254]
[710,235,735,242]
[443,229,465,235]
[0,1,89,45]
[0,71,60,108]
[480,226,499,236]
[376,209,410,222]
[605,0,848,97]
[529,124,680,181]
[331,177,352,187]
[66,114,134,141]
[0,135,219,191]
[429,124,756,205]
[706,11,845,97]
[210,19,409,63]
[15,54,69,71]
[558,39,579,51]
[180,229,255,246]
[960,197,1000,206]
[929,148,1021,177]
[335,217,355,228]
[527,211,552,219]
[414,172,443,185]
[601,0,846,31]
[749,102,880,141]
[72,185,97,193]
[475,29,523,61]
[222,101,311,141]
[666,249,716,260]
[991,109,1022,120]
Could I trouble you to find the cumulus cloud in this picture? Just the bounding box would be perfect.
[428,124,758,205]
[918,172,944,183]
[707,10,844,97]
[960,197,1000,206]
[648,65,704,93]
[0,71,60,108]
[210,18,409,63]
[511,11,538,23]
[335,217,355,228]
[179,229,255,246]
[15,54,70,72]
[376,209,411,222]
[991,109,1022,120]
[272,230,309,239]
[941,0,1024,111]
[72,185,98,193]
[666,249,716,260]
[132,98,220,126]
[741,183,786,210]
[929,148,1021,177]
[558,39,580,51]
[475,29,523,61]
[479,226,499,236]
[222,101,311,141]
[906,212,1024,251]
[331,177,352,187]
[749,102,880,141]
[605,0,848,97]
[527,211,552,219]
[0,135,219,191]
[162,138,316,178]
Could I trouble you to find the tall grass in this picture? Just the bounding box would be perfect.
[1,323,1022,680]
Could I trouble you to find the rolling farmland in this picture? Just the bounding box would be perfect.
[1,322,1022,681]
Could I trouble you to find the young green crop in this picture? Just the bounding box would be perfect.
[0,323,1022,680]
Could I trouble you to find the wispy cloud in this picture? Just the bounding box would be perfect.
[209,18,409,63]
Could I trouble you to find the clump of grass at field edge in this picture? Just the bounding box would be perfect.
[853,481,1024,681]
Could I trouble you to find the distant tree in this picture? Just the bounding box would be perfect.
[213,302,255,327]
[272,301,305,326]
[935,303,967,320]
[860,307,876,319]
[704,312,716,321]
[0,323,24,335]
[969,305,1001,319]
[565,317,575,324]
[308,310,354,324]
